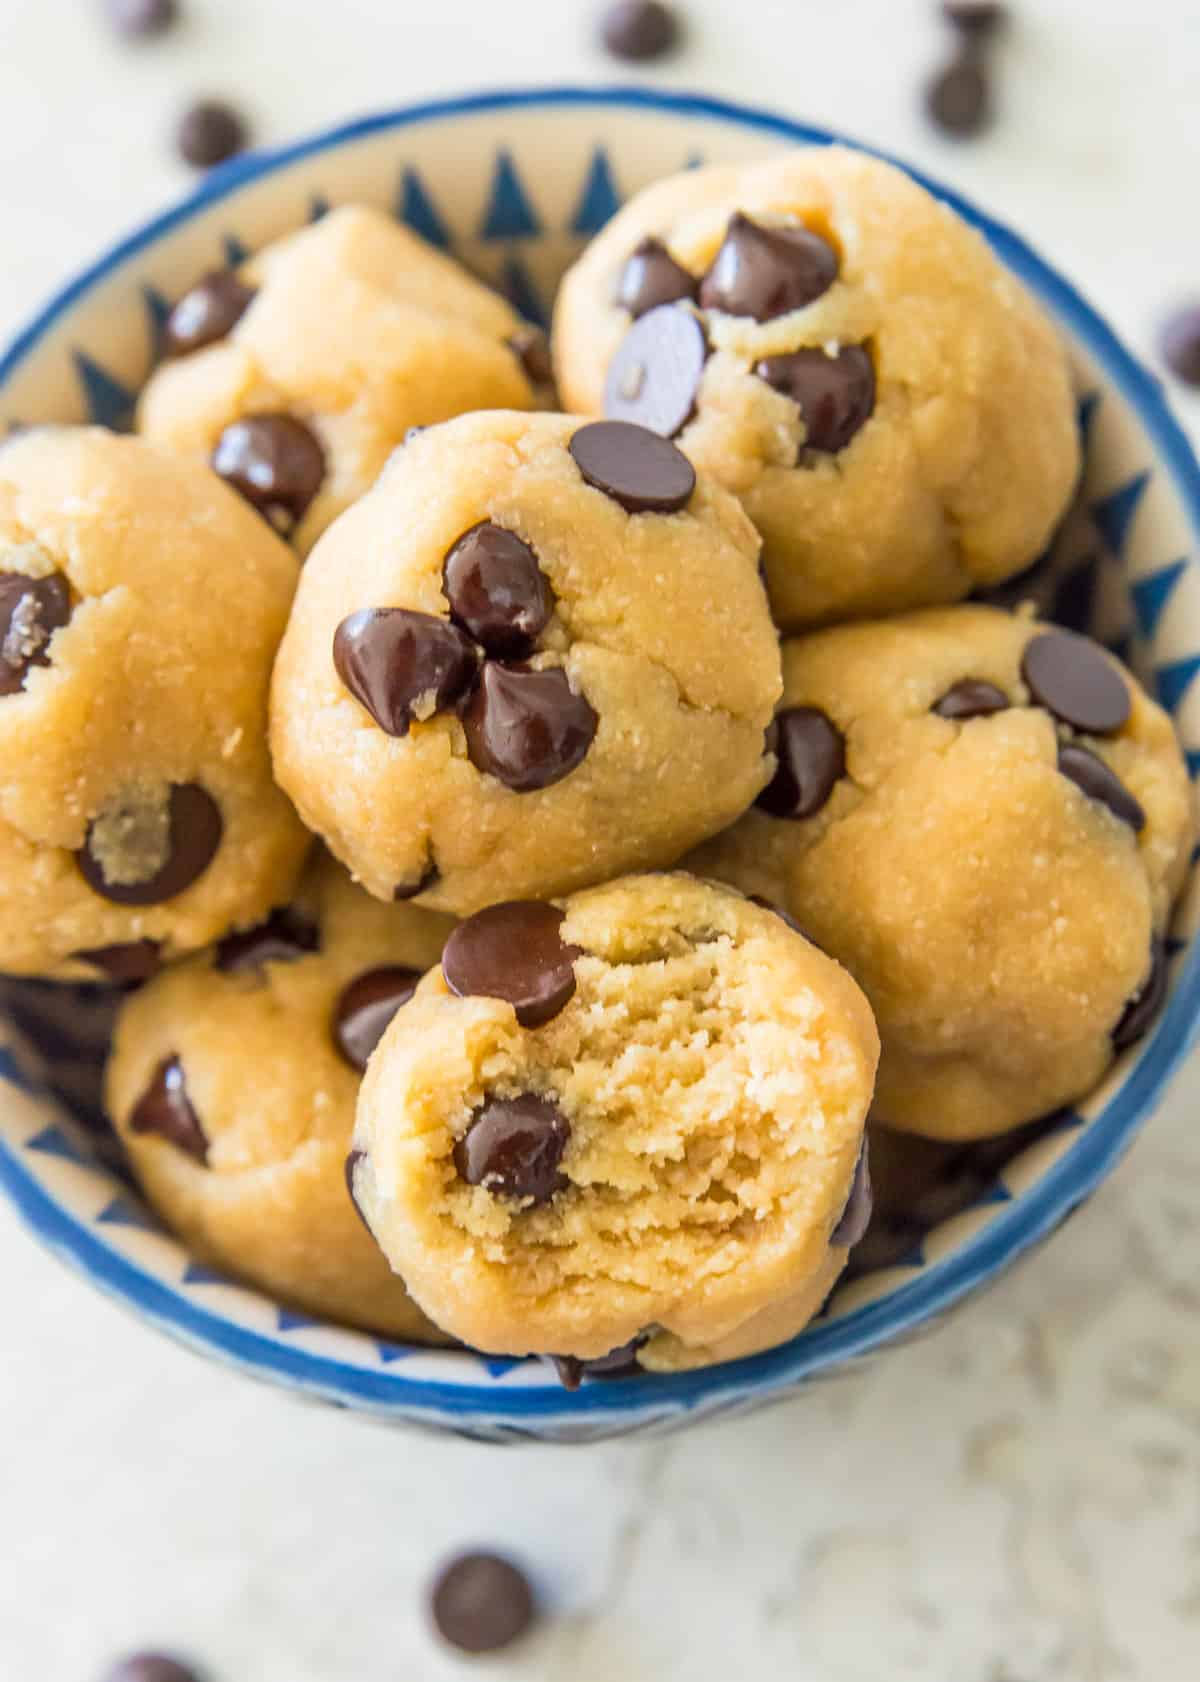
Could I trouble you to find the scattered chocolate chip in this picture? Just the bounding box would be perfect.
[1113,936,1168,1050]
[442,900,581,1027]
[746,892,807,937]
[754,345,875,455]
[551,1334,646,1389]
[757,707,846,820]
[942,1,1008,40]
[699,212,838,322]
[101,1655,202,1682]
[104,0,178,38]
[615,237,698,318]
[831,1139,873,1247]
[393,860,439,900]
[211,412,325,534]
[128,1055,207,1162]
[1159,305,1200,387]
[0,570,72,695]
[463,661,597,792]
[77,784,223,906]
[1057,743,1145,832]
[75,940,163,984]
[176,99,247,169]
[599,0,678,61]
[443,523,553,658]
[344,1147,371,1232]
[333,966,423,1072]
[507,325,553,389]
[925,57,992,138]
[162,270,255,357]
[1021,630,1131,735]
[454,1093,570,1204]
[430,1552,535,1655]
[569,419,696,513]
[604,304,708,438]
[215,907,319,974]
[932,678,1009,720]
[333,607,477,736]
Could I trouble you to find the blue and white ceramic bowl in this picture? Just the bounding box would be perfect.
[1,88,1198,1443]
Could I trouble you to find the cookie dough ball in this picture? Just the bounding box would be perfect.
[554,148,1080,630]
[138,205,546,556]
[348,876,879,1370]
[0,427,309,981]
[106,855,455,1341]
[688,606,1193,1141]
[270,410,780,913]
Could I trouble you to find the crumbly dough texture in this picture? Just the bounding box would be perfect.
[137,206,540,555]
[0,427,308,979]
[270,410,781,913]
[553,148,1081,630]
[106,855,455,1341]
[688,606,1194,1141]
[351,875,879,1368]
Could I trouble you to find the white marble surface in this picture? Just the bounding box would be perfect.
[2,3,1199,1678]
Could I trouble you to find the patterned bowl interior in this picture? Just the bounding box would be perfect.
[1,89,1199,1443]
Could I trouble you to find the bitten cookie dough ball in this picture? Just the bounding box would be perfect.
[348,876,879,1371]
[270,410,781,913]
[688,606,1194,1141]
[106,855,455,1341]
[0,427,308,981]
[137,205,547,555]
[554,148,1080,629]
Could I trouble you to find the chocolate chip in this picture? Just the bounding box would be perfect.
[430,1552,535,1655]
[176,99,247,169]
[1159,305,1200,387]
[104,0,178,38]
[442,900,580,1027]
[333,607,477,736]
[1022,630,1131,735]
[599,0,678,61]
[75,940,162,984]
[616,237,698,318]
[757,707,846,820]
[925,57,992,137]
[569,419,696,513]
[942,1,1008,40]
[830,1139,873,1247]
[101,1656,202,1682]
[0,570,72,695]
[754,345,875,454]
[333,966,423,1072]
[163,270,255,357]
[77,784,223,906]
[211,413,325,535]
[507,325,553,388]
[128,1056,208,1162]
[698,212,838,322]
[551,1334,646,1389]
[393,860,439,900]
[454,1093,570,1204]
[604,304,708,439]
[1057,743,1146,832]
[1113,936,1168,1050]
[932,678,1010,720]
[442,524,553,657]
[463,662,597,792]
[215,907,319,974]
[344,1147,371,1232]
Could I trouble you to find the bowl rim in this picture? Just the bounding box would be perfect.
[2,83,1199,1426]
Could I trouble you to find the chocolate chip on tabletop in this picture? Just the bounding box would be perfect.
[698,212,839,322]
[162,270,256,358]
[442,900,581,1027]
[0,567,72,695]
[569,418,696,513]
[599,0,680,62]
[754,345,875,455]
[176,98,248,169]
[333,966,423,1071]
[1159,304,1200,387]
[941,1,1009,40]
[77,783,223,906]
[463,661,598,792]
[604,303,708,438]
[104,0,178,38]
[210,412,325,534]
[333,607,477,736]
[430,1551,536,1655]
[101,1654,203,1682]
[128,1055,208,1162]
[756,706,846,820]
[454,1092,570,1204]
[925,56,992,138]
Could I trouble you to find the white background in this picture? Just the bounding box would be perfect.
[2,3,1199,1679]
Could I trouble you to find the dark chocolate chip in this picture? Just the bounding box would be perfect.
[698,212,838,323]
[104,0,178,38]
[430,1552,535,1655]
[333,607,477,736]
[1022,630,1131,735]
[1160,305,1200,387]
[507,325,553,388]
[569,419,696,513]
[754,345,875,454]
[830,1138,873,1247]
[604,304,708,439]
[215,907,319,974]
[551,1334,646,1389]
[442,523,553,657]
[176,99,248,169]
[925,56,992,138]
[1113,937,1168,1050]
[393,860,439,900]
[463,661,597,792]
[0,570,72,695]
[77,784,223,906]
[616,237,698,318]
[746,893,806,937]
[942,2,1008,41]
[333,966,423,1072]
[128,1055,208,1162]
[1057,743,1146,832]
[163,270,256,357]
[599,0,678,61]
[75,940,162,984]
[932,678,1010,720]
[442,900,580,1027]
[211,413,325,535]
[454,1092,570,1204]
[101,1655,202,1682]
[344,1147,372,1233]
[757,706,846,820]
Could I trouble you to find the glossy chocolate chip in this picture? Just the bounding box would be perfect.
[430,1552,536,1655]
[830,1139,873,1247]
[925,57,991,137]
[454,1093,570,1204]
[129,1055,207,1162]
[942,1,1008,39]
[1057,743,1146,832]
[551,1334,646,1389]
[163,270,255,357]
[1161,306,1200,387]
[754,345,875,454]
[0,570,71,695]
[616,237,698,317]
[463,661,596,792]
[215,907,319,974]
[77,784,223,906]
[604,304,708,439]
[1113,937,1167,1049]
[699,212,838,322]
[757,707,846,820]
[210,413,325,534]
[599,0,678,60]
[507,324,553,388]
[75,940,162,984]
[442,900,580,1027]
[333,607,477,736]
[393,860,439,901]
[176,99,247,169]
[1021,630,1131,735]
[333,966,423,1072]
[105,0,178,38]
[569,419,696,513]
[442,523,553,657]
[344,1147,372,1233]
[932,678,1009,720]
[102,1655,202,1682]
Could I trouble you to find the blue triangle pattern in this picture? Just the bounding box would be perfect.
[1166,934,1187,958]
[480,150,541,240]
[501,256,547,328]
[482,1357,524,1378]
[1155,653,1200,714]
[972,1182,1014,1209]
[396,166,451,249]
[277,1308,320,1333]
[1131,558,1189,639]
[570,147,621,236]
[0,1044,41,1094]
[223,233,250,266]
[142,284,172,353]
[894,1241,926,1270]
[182,1261,231,1286]
[309,194,331,221]
[375,1342,417,1365]
[73,351,136,432]
[1091,472,1150,558]
[97,1195,163,1233]
[1077,390,1101,443]
[25,1124,86,1164]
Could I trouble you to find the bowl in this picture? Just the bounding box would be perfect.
[1,87,1198,1444]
